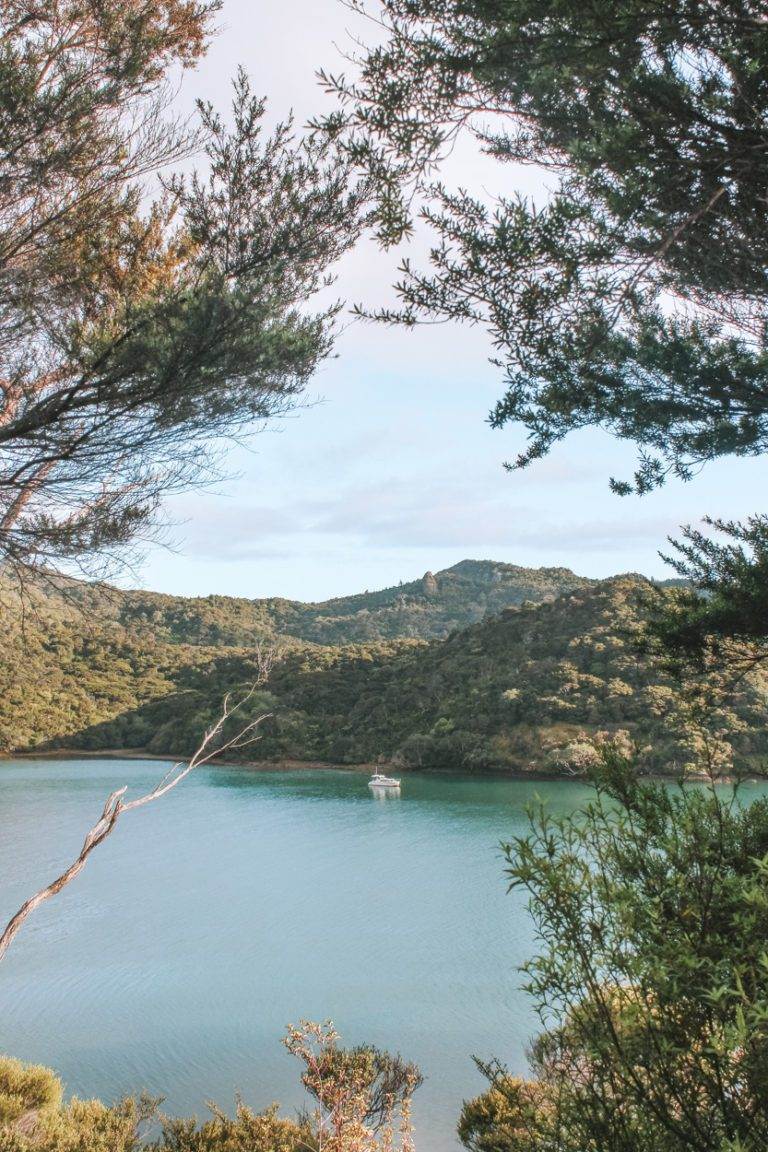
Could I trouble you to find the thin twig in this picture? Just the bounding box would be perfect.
[0,682,272,963]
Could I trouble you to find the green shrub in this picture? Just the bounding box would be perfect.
[40,1095,157,1152]
[458,1077,550,1152]
[468,754,768,1152]
[154,1102,311,1152]
[3,1094,158,1152]
[0,1057,61,1126]
[0,1025,420,1152]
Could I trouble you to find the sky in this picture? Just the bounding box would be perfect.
[133,0,768,603]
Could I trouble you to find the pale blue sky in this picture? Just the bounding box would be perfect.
[134,1,768,602]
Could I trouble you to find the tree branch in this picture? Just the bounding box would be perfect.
[0,683,271,963]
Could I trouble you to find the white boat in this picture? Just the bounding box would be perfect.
[368,772,401,791]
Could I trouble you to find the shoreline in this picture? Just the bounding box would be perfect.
[0,747,749,784]
[1,747,555,780]
[2,748,377,775]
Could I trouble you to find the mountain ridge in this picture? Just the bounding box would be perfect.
[3,558,596,647]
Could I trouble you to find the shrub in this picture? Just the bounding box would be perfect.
[34,1095,155,1152]
[154,1102,310,1152]
[0,1057,61,1127]
[458,1077,550,1152]
[463,753,768,1152]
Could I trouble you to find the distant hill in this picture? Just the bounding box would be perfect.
[9,559,593,646]
[1,568,764,776]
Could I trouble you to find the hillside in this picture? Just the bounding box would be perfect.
[6,559,592,646]
[1,569,764,775]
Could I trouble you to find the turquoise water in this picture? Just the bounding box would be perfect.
[0,760,595,1149]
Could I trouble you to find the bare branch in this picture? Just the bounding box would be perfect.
[0,680,272,963]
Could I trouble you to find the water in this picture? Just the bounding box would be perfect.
[0,760,595,1149]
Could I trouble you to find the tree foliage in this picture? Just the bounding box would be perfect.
[647,514,768,671]
[458,755,768,1152]
[323,0,768,494]
[284,1020,420,1150]
[0,1,364,576]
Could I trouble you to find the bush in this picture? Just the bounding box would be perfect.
[458,1077,550,1152]
[0,1057,61,1127]
[154,1103,310,1152]
[39,1096,155,1152]
[463,753,768,1152]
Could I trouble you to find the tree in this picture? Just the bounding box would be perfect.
[457,753,768,1152]
[284,1020,421,1152]
[647,514,768,671]
[0,1,364,577]
[322,0,768,492]
[320,0,768,660]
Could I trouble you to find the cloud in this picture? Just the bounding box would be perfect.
[518,454,606,485]
[313,479,526,546]
[513,516,679,553]
[164,499,302,560]
[164,479,679,564]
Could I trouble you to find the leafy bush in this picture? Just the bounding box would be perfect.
[0,1058,61,1127]
[461,753,768,1152]
[154,1103,309,1152]
[0,1092,153,1151]
[458,1077,550,1152]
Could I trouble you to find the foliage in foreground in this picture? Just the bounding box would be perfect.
[0,1023,420,1152]
[648,514,768,672]
[0,1060,61,1129]
[326,0,768,496]
[323,0,768,671]
[459,755,768,1152]
[0,0,363,576]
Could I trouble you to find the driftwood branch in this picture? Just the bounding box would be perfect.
[0,684,271,963]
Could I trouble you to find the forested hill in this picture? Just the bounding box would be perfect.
[6,559,593,646]
[2,571,765,775]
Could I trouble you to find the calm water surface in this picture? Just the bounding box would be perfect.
[0,760,597,1149]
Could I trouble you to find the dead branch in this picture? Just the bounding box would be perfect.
[0,683,272,963]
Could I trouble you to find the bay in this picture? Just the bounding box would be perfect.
[0,759,595,1149]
